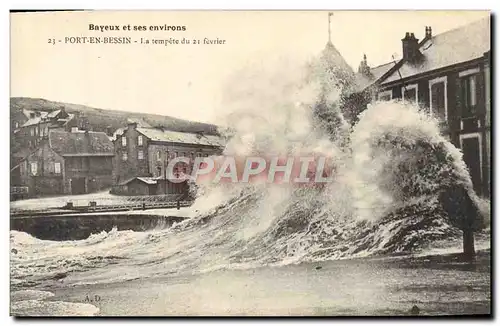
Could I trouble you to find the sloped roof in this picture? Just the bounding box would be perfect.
[137,177,158,184]
[21,111,49,127]
[321,41,355,78]
[381,17,490,85]
[118,176,159,186]
[137,127,225,147]
[49,130,114,156]
[47,109,62,118]
[312,41,356,92]
[127,117,152,128]
[22,109,39,119]
[109,119,151,141]
[353,61,395,92]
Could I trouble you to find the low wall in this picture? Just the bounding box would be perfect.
[11,213,187,241]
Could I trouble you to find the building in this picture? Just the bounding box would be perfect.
[112,122,225,196]
[13,107,77,150]
[115,177,163,196]
[15,129,114,196]
[11,107,79,173]
[11,108,45,132]
[352,17,491,197]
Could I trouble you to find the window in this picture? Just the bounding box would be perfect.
[377,90,392,101]
[156,150,161,161]
[429,76,448,120]
[171,152,177,159]
[30,128,35,136]
[54,162,61,174]
[30,162,37,175]
[14,122,19,129]
[122,136,127,147]
[138,150,144,160]
[460,74,479,117]
[35,126,39,136]
[122,152,128,161]
[138,135,143,146]
[70,157,83,170]
[156,166,162,177]
[402,84,418,104]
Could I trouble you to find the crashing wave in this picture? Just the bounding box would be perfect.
[10,54,489,288]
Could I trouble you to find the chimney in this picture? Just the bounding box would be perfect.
[106,125,114,136]
[127,121,138,131]
[59,106,68,118]
[401,32,422,64]
[425,26,432,39]
[79,113,90,131]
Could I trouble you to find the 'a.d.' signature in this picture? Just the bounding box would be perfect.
[84,294,102,304]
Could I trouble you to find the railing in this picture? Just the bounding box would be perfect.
[70,200,192,213]
[11,187,29,195]
[63,194,184,207]
[10,194,192,216]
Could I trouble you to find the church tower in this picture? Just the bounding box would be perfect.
[310,12,354,146]
[316,12,356,94]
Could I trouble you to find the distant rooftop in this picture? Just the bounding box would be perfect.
[136,127,225,147]
[21,111,49,127]
[353,61,394,92]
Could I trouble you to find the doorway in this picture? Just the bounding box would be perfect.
[460,134,482,196]
[71,177,86,195]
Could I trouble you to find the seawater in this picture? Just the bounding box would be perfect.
[10,54,490,316]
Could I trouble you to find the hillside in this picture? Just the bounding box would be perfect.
[10,97,219,135]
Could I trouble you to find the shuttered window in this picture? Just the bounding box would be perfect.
[30,162,37,175]
[460,74,479,117]
[430,81,446,120]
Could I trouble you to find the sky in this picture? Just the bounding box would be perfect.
[10,10,489,124]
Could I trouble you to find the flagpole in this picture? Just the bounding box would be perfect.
[328,12,333,43]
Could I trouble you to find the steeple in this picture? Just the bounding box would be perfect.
[328,12,333,45]
[318,12,354,91]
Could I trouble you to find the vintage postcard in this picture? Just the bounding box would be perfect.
[9,10,491,317]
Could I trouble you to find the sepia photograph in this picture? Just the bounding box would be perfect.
[9,10,491,317]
